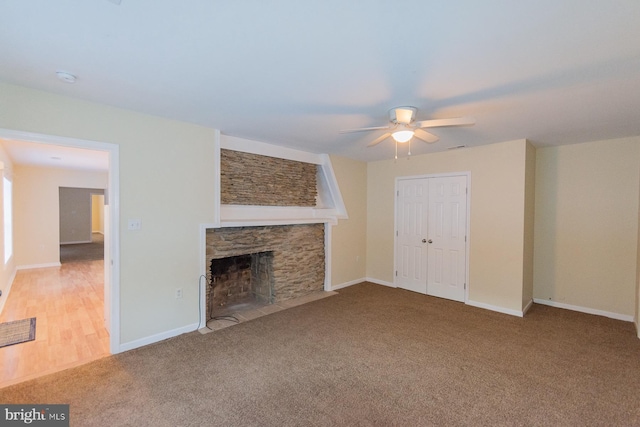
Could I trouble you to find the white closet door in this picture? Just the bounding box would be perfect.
[396,179,429,294]
[426,176,467,302]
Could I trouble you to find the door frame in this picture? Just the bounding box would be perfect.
[394,172,471,302]
[0,127,120,354]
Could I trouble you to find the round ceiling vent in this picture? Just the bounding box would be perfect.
[56,71,77,84]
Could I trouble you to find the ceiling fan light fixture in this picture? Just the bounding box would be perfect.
[392,130,414,143]
[390,106,417,125]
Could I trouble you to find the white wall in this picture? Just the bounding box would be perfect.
[533,137,640,318]
[1,82,217,346]
[366,139,532,313]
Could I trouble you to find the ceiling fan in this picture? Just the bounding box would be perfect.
[340,106,475,158]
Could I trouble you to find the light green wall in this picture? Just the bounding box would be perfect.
[0,82,217,345]
[637,170,640,334]
[533,137,640,317]
[522,141,536,309]
[329,155,367,287]
[366,139,531,312]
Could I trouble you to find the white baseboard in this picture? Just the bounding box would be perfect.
[365,277,395,288]
[466,299,525,317]
[331,278,366,291]
[17,262,61,270]
[119,322,200,353]
[533,298,633,322]
[523,299,533,315]
[331,277,396,290]
[60,240,92,245]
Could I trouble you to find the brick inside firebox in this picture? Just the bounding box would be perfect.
[208,252,274,317]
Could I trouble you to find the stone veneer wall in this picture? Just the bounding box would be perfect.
[220,149,318,206]
[206,224,325,303]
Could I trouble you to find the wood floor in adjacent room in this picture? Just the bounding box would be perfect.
[0,259,110,388]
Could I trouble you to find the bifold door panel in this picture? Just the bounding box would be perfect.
[396,175,467,302]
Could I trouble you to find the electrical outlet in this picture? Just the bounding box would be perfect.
[175,288,183,299]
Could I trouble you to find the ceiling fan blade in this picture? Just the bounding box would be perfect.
[339,125,392,134]
[415,117,475,129]
[414,129,439,143]
[367,133,392,147]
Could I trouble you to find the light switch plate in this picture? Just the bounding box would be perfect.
[127,219,141,230]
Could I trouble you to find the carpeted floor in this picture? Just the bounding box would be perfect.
[2,282,640,426]
[60,233,104,264]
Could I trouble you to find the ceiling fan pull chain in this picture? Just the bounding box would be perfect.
[395,140,398,161]
[408,139,412,158]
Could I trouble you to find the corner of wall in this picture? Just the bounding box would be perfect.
[522,139,536,309]
[636,152,640,337]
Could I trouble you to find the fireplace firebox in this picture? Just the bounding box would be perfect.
[204,224,325,321]
[208,252,274,317]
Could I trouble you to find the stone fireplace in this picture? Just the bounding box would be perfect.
[205,223,325,320]
[199,144,345,327]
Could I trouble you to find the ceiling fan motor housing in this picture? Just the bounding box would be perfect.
[389,107,417,125]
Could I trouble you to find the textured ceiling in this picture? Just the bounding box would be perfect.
[1,0,640,164]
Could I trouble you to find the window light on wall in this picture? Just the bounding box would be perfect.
[3,174,12,264]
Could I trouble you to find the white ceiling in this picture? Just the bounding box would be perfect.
[0,138,109,171]
[1,0,640,164]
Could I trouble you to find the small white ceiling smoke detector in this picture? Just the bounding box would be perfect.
[56,71,77,84]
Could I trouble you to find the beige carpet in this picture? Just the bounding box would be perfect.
[2,282,640,426]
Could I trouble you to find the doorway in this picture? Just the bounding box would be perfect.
[395,174,469,302]
[0,128,119,353]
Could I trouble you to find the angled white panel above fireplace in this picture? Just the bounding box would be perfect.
[213,134,348,228]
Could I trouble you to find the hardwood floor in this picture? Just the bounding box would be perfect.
[0,260,110,388]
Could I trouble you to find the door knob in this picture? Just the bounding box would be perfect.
[422,239,427,243]
[428,239,433,244]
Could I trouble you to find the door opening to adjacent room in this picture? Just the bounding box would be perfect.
[0,129,119,386]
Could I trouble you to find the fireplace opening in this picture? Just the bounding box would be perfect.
[203,224,325,328]
[207,252,274,319]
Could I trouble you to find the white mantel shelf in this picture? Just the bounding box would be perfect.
[217,205,342,228]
